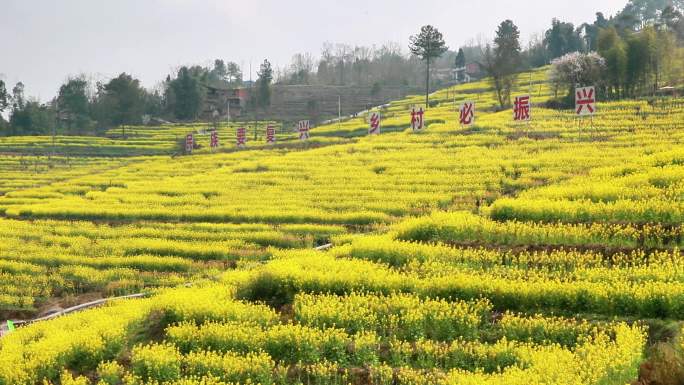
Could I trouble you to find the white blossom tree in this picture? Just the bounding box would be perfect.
[549,52,607,100]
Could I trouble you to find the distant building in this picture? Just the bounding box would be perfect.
[256,84,414,123]
[465,63,484,81]
[202,84,249,120]
[434,68,458,83]
[453,63,484,84]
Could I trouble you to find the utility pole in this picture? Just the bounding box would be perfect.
[250,61,257,141]
[51,101,57,161]
[338,95,341,132]
[529,72,533,94]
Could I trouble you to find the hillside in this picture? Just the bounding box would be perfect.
[1,66,684,385]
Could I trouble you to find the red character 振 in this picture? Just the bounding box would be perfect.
[514,95,531,121]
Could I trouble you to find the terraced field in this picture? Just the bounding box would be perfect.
[1,66,684,384]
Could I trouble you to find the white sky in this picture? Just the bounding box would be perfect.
[0,0,627,101]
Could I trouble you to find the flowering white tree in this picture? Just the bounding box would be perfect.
[549,52,607,99]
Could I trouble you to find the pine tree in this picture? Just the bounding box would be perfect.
[409,25,448,108]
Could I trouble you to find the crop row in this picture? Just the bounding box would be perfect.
[0,217,342,315]
[3,127,676,225]
[393,211,684,250]
[347,234,684,272]
[0,283,645,385]
[238,252,684,318]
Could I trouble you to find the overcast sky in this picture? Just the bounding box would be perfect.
[1,0,627,101]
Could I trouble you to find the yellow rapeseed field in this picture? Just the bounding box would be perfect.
[1,66,683,384]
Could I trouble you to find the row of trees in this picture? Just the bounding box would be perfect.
[165,59,246,120]
[483,0,684,108]
[159,59,273,121]
[546,1,684,105]
[275,42,457,89]
[548,24,683,105]
[0,81,55,136]
[596,25,681,98]
[0,57,278,136]
[2,0,682,135]
[0,74,160,136]
[274,0,684,109]
[512,1,684,67]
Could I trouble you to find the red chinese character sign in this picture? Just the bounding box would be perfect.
[513,95,531,122]
[266,125,276,144]
[298,120,310,141]
[185,134,194,153]
[410,106,425,131]
[369,112,381,135]
[210,129,219,148]
[236,127,246,148]
[575,86,596,116]
[459,101,475,126]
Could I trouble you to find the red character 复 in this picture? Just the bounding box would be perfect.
[185,134,194,153]
[411,106,424,130]
[236,127,246,147]
[266,126,276,143]
[210,130,219,148]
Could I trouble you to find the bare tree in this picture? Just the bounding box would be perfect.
[289,53,316,84]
